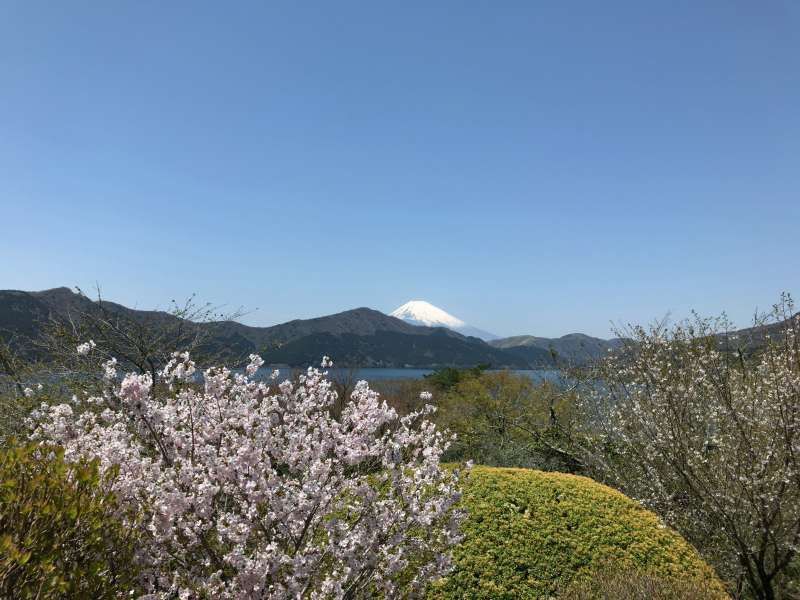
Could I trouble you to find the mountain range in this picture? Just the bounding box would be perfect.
[388,300,627,365]
[489,334,627,365]
[0,288,623,369]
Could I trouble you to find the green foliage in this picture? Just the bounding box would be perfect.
[0,340,37,442]
[0,389,37,443]
[423,364,489,391]
[0,441,140,599]
[437,371,583,472]
[561,567,724,599]
[428,466,726,599]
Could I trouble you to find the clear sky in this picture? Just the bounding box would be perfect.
[1,1,798,338]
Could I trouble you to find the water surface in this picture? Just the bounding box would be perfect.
[260,367,563,384]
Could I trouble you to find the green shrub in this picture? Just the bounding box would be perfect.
[0,441,140,598]
[428,466,726,599]
[561,567,723,599]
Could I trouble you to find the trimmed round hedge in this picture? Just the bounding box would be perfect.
[428,466,726,599]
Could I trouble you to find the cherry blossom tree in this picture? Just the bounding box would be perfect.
[579,295,800,599]
[31,353,464,599]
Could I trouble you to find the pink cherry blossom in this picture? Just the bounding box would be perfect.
[32,353,464,599]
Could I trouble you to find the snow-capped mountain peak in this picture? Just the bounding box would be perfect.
[390,300,466,328]
[389,300,498,341]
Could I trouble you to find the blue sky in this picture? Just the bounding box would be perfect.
[1,1,798,337]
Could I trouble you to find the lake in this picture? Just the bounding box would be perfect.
[260,366,564,384]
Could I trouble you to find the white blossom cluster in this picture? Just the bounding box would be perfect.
[583,302,800,594]
[76,339,97,355]
[31,353,464,599]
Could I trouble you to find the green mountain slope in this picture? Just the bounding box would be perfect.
[0,288,529,369]
[490,333,626,366]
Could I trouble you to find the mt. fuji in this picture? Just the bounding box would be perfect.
[390,300,498,341]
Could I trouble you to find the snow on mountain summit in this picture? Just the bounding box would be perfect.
[390,300,466,328]
[389,300,498,341]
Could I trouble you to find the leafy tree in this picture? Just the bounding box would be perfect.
[423,364,489,392]
[0,441,140,598]
[437,370,583,472]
